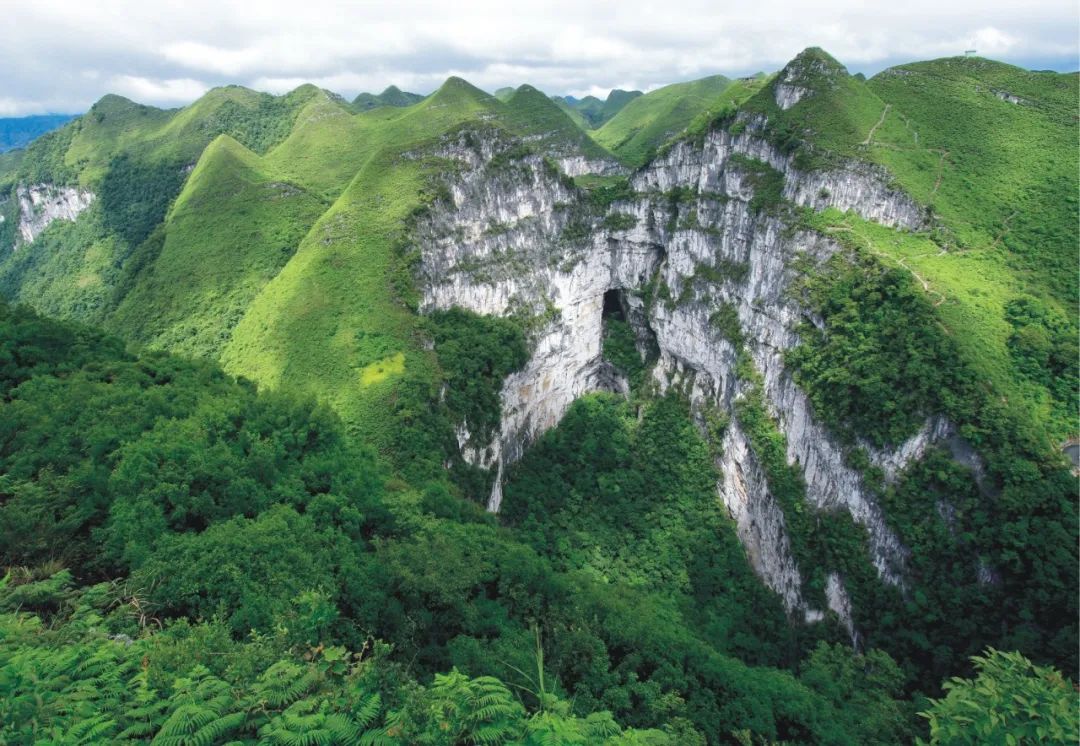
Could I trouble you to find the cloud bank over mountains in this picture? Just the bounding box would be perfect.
[4,0,1077,115]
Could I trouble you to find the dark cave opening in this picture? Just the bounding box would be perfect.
[602,288,626,321]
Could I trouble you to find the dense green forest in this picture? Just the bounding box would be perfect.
[0,302,928,743]
[0,44,1076,744]
[0,300,1074,742]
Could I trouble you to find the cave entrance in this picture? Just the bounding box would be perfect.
[600,288,658,393]
[602,288,626,321]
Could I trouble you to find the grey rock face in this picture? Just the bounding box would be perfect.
[413,120,964,622]
[635,116,926,230]
[15,184,95,245]
[416,131,660,511]
[774,84,808,110]
[993,90,1030,106]
[556,155,627,178]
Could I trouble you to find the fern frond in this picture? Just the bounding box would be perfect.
[63,713,117,743]
[350,692,381,729]
[254,661,319,709]
[583,710,620,738]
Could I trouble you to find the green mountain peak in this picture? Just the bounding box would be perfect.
[428,76,495,107]
[777,46,850,88]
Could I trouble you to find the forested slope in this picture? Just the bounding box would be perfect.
[0,301,931,744]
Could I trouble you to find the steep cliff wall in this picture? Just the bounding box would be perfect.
[414,118,957,624]
[417,131,661,511]
[14,184,95,245]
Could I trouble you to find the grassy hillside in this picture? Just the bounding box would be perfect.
[667,74,771,149]
[741,49,1078,441]
[221,78,611,457]
[868,58,1078,309]
[867,59,1079,441]
[552,96,588,128]
[54,85,324,186]
[0,75,613,465]
[504,85,614,160]
[592,74,732,166]
[107,135,327,358]
[0,85,332,328]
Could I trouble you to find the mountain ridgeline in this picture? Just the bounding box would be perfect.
[0,48,1077,744]
[352,85,426,111]
[551,88,644,128]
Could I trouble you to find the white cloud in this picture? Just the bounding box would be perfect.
[161,42,267,76]
[108,76,211,104]
[0,98,30,117]
[0,0,1076,115]
[971,27,1020,55]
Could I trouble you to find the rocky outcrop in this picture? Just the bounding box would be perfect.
[413,115,961,622]
[993,90,1030,106]
[635,115,925,231]
[774,84,807,111]
[15,184,95,245]
[416,130,660,511]
[555,156,627,178]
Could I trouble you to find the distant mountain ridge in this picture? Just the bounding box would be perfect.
[0,114,77,153]
[352,85,425,110]
[551,88,643,128]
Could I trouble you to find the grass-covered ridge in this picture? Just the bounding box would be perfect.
[221,76,612,463]
[733,49,1078,446]
[0,74,612,459]
[0,84,338,327]
[352,85,425,111]
[591,74,733,167]
[106,134,327,359]
[504,84,615,160]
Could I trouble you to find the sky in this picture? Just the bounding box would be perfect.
[3,0,1078,116]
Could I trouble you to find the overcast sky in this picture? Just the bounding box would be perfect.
[3,0,1077,116]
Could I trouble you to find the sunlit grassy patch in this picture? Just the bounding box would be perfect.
[359,351,406,386]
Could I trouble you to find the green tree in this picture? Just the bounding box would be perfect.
[919,649,1078,745]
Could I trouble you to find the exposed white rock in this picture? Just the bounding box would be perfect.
[643,198,914,597]
[993,90,1030,106]
[416,136,659,511]
[634,115,926,231]
[414,118,966,623]
[15,184,95,246]
[865,416,954,484]
[720,396,807,610]
[774,84,808,110]
[555,155,627,178]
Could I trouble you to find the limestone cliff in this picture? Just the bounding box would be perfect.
[14,184,95,245]
[413,111,963,626]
